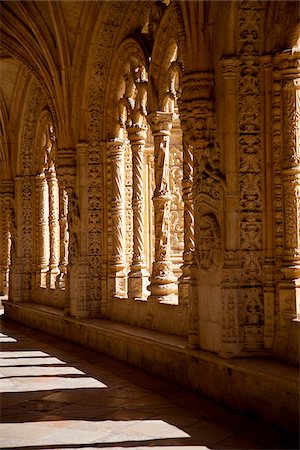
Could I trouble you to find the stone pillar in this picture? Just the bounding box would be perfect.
[238,1,265,353]
[46,168,60,288]
[56,148,88,317]
[108,139,127,299]
[0,182,14,296]
[261,55,276,349]
[178,111,195,306]
[127,125,149,300]
[278,53,300,327]
[147,112,177,303]
[180,71,223,351]
[56,182,68,291]
[10,176,34,302]
[219,57,244,357]
[35,173,50,288]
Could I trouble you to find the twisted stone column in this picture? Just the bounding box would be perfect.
[127,125,149,300]
[35,173,50,288]
[46,169,60,288]
[108,139,127,298]
[147,112,177,302]
[178,112,195,306]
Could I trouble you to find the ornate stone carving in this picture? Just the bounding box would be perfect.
[87,142,103,315]
[147,112,177,302]
[195,214,221,275]
[238,0,265,351]
[127,125,150,300]
[108,139,127,299]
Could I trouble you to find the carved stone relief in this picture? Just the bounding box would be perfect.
[238,0,265,351]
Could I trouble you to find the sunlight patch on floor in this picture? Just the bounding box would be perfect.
[0,420,192,448]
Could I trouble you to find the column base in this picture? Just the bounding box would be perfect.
[108,268,127,299]
[147,262,178,302]
[128,267,150,301]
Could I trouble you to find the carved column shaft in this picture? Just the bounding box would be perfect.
[35,173,50,288]
[219,57,243,357]
[10,176,34,302]
[0,190,13,296]
[178,108,195,306]
[261,55,275,349]
[46,169,60,288]
[147,112,177,302]
[238,1,265,353]
[127,125,149,300]
[108,139,127,298]
[278,53,300,326]
[56,148,78,315]
[57,182,69,290]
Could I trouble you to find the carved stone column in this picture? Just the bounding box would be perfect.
[147,112,177,303]
[0,182,14,296]
[219,57,244,357]
[127,125,149,300]
[277,53,300,335]
[180,71,223,351]
[261,55,276,349]
[108,139,127,299]
[56,148,87,317]
[10,176,34,302]
[238,1,265,353]
[46,168,60,288]
[178,109,195,306]
[35,173,50,288]
[56,183,68,291]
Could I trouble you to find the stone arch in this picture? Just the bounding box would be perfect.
[105,37,149,140]
[32,108,60,292]
[148,2,184,114]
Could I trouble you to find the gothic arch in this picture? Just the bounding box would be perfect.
[148,2,184,113]
[105,37,148,140]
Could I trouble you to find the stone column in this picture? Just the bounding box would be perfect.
[261,55,276,349]
[147,112,177,303]
[178,110,195,306]
[56,148,84,316]
[278,53,300,326]
[108,139,127,299]
[46,168,60,288]
[0,183,14,296]
[10,176,34,302]
[56,182,68,291]
[219,57,244,357]
[35,173,50,288]
[127,125,149,300]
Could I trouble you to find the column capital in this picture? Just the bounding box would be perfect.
[126,124,147,143]
[275,51,300,77]
[181,71,214,104]
[147,112,174,135]
[76,141,89,157]
[107,138,125,154]
[220,57,240,77]
[260,54,273,70]
[0,179,14,195]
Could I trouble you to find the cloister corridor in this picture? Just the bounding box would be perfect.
[0,300,298,450]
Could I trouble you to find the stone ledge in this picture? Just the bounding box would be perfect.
[3,301,299,432]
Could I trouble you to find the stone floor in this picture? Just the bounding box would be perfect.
[0,312,299,450]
